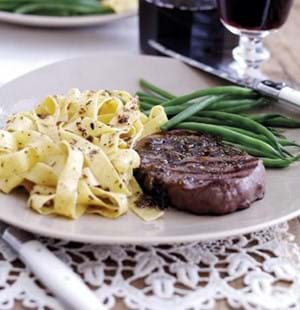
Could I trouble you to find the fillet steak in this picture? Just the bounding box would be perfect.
[134,130,265,215]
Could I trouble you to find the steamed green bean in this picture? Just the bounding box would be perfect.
[162,86,255,107]
[197,111,284,155]
[161,96,221,131]
[139,79,176,100]
[175,122,282,159]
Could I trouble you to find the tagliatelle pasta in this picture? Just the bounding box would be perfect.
[103,0,137,13]
[0,89,167,221]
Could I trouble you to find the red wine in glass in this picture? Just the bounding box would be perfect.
[216,0,294,77]
[217,0,294,31]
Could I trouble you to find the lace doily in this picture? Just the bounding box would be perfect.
[0,222,299,310]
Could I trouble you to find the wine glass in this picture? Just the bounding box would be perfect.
[216,0,294,78]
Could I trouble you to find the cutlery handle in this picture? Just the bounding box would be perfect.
[257,81,300,109]
[19,240,106,310]
[278,87,300,107]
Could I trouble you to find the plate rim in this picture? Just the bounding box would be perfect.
[0,208,298,244]
[0,9,136,27]
[1,53,176,88]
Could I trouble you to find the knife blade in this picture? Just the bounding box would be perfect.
[149,40,300,110]
[0,222,106,310]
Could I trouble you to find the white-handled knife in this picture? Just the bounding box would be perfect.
[149,40,300,109]
[0,222,106,310]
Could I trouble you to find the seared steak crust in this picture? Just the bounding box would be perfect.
[134,130,265,215]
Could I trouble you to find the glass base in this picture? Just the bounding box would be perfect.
[233,34,270,69]
[222,22,271,79]
[229,61,268,82]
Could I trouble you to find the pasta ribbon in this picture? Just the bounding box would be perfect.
[0,130,16,153]
[0,88,167,221]
[54,142,84,218]
[104,0,138,13]
[0,148,38,177]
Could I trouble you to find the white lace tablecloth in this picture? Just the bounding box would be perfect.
[0,222,300,310]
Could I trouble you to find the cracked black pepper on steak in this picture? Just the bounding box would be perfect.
[134,130,266,215]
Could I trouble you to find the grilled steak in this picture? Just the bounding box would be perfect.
[134,130,265,215]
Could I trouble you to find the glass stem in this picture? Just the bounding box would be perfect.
[232,33,270,76]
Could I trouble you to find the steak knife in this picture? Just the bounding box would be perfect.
[149,40,300,109]
[0,222,106,310]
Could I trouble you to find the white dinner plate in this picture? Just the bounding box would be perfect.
[0,10,135,28]
[0,54,300,244]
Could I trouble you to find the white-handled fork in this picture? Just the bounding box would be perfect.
[0,222,106,310]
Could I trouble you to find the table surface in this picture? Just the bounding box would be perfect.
[0,1,299,309]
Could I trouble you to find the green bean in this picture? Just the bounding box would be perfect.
[161,96,221,131]
[0,0,101,9]
[220,103,259,113]
[221,125,261,138]
[196,111,284,155]
[162,107,299,150]
[268,127,284,137]
[140,101,155,110]
[0,0,114,15]
[220,98,268,113]
[245,113,281,121]
[139,93,262,113]
[136,92,165,102]
[222,126,298,148]
[282,149,294,158]
[262,158,296,169]
[245,113,300,128]
[206,97,267,113]
[139,87,263,113]
[278,139,300,147]
[137,93,165,101]
[139,79,176,100]
[161,98,208,116]
[208,99,258,110]
[263,117,300,128]
[223,142,272,158]
[175,122,282,159]
[0,3,20,10]
[136,91,151,97]
[15,3,113,14]
[224,142,297,167]
[162,86,255,107]
[189,118,287,143]
[138,97,164,105]
[158,106,184,116]
[143,101,208,114]
[160,97,257,117]
[187,116,230,126]
[184,118,300,148]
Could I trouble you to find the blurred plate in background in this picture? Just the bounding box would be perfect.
[0,10,136,28]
